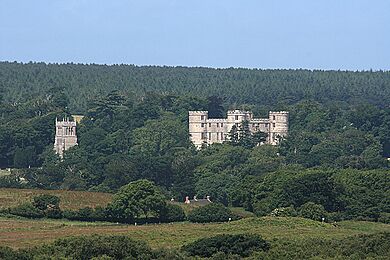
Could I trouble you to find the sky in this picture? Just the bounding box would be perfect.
[0,0,389,70]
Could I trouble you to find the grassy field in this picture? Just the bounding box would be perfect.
[0,216,389,249]
[0,188,112,210]
[1,188,389,253]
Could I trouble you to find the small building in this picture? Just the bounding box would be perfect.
[189,110,289,148]
[54,117,78,157]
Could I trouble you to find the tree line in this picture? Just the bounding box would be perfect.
[0,64,389,223]
[1,62,390,113]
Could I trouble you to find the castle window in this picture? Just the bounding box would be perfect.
[201,132,207,139]
[201,123,205,127]
[201,115,205,120]
[273,115,276,120]
[208,132,212,140]
[273,123,276,128]
[217,123,219,127]
[221,123,223,127]
[235,115,239,120]
[209,123,211,127]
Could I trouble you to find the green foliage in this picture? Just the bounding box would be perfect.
[8,202,44,218]
[159,203,186,223]
[0,63,389,224]
[32,194,60,210]
[269,206,297,217]
[32,235,152,259]
[182,234,270,257]
[298,202,328,222]
[107,179,166,221]
[187,203,238,223]
[63,207,107,222]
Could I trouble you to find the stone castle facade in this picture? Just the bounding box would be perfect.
[189,110,289,148]
[54,118,78,157]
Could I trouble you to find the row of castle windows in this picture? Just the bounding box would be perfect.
[201,132,225,140]
[201,122,275,129]
[200,115,277,121]
[201,123,224,128]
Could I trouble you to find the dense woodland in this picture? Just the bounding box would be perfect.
[0,62,389,223]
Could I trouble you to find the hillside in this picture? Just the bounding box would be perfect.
[1,62,390,113]
[0,216,389,250]
[0,188,112,210]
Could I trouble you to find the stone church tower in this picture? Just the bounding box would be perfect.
[54,117,78,157]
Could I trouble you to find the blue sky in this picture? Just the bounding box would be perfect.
[0,0,389,70]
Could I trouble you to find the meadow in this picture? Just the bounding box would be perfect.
[0,188,112,210]
[1,215,390,250]
[1,187,389,255]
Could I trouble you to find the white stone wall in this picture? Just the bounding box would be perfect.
[189,110,289,148]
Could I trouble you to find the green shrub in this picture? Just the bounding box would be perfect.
[32,194,60,210]
[269,206,297,217]
[8,202,44,218]
[0,246,19,260]
[45,207,62,219]
[298,202,328,222]
[63,206,108,222]
[378,213,390,224]
[182,234,270,257]
[159,204,186,223]
[188,203,239,223]
[34,235,153,259]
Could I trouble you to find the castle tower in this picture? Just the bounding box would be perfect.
[54,117,78,157]
[189,111,208,148]
[268,111,289,145]
[226,110,253,132]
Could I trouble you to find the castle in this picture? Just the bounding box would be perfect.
[189,110,289,148]
[54,118,78,157]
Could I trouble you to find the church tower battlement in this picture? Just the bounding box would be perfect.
[54,117,78,157]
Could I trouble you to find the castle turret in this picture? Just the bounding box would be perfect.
[268,111,289,145]
[54,117,78,157]
[189,111,208,148]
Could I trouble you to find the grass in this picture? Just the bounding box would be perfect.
[0,188,113,210]
[0,216,389,249]
[0,188,389,252]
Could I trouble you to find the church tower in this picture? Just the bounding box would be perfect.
[54,117,78,157]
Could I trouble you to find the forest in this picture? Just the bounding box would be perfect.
[0,62,389,223]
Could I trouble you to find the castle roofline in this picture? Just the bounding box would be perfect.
[269,111,289,114]
[251,118,270,122]
[227,109,252,114]
[207,118,227,122]
[189,111,208,115]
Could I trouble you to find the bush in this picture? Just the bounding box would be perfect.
[31,235,153,259]
[32,194,60,210]
[298,202,328,222]
[63,207,107,222]
[269,206,297,217]
[182,234,270,257]
[159,204,186,223]
[378,213,390,224]
[188,203,239,223]
[46,207,63,219]
[8,202,44,218]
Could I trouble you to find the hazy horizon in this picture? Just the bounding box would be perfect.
[1,0,389,70]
